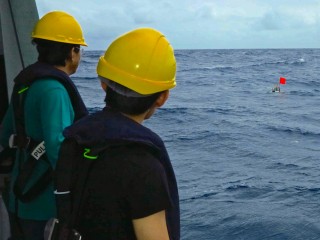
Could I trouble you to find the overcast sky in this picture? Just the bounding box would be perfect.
[35,0,320,50]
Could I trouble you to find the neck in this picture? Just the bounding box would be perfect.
[121,112,146,124]
[55,65,72,75]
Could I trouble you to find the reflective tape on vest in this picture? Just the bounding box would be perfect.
[31,141,46,160]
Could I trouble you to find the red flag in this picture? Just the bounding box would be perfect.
[279,77,286,84]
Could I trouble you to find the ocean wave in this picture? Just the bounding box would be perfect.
[223,184,276,201]
[161,106,232,112]
[266,125,319,137]
[291,80,320,88]
[287,90,316,96]
[223,182,320,202]
[246,58,306,68]
[87,107,102,114]
[277,186,320,195]
[177,129,218,142]
[226,184,250,191]
[158,107,190,114]
[268,162,300,170]
[158,107,236,116]
[224,178,265,192]
[179,65,235,73]
[178,58,307,74]
[79,59,99,64]
[175,52,193,59]
[83,51,103,58]
[180,191,219,202]
[211,219,320,240]
[73,76,99,81]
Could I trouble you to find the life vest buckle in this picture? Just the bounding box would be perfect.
[9,134,31,149]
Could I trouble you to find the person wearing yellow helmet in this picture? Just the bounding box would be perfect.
[54,28,180,240]
[0,11,88,239]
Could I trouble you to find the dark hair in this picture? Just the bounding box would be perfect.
[32,39,80,66]
[105,86,163,115]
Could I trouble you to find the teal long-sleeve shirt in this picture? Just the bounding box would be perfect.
[0,78,75,220]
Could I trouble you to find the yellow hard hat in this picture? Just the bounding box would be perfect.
[97,28,176,95]
[32,11,87,46]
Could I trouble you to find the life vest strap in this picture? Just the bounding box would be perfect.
[13,141,51,203]
[9,134,30,149]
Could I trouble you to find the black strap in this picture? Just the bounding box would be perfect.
[69,151,97,228]
[11,84,28,145]
[54,140,109,238]
[13,154,52,203]
[0,147,16,173]
[10,82,53,202]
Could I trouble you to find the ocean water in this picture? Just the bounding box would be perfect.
[73,49,320,240]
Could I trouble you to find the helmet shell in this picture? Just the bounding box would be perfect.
[32,11,87,46]
[97,28,176,94]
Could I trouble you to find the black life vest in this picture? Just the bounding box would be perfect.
[10,61,88,202]
[55,107,180,240]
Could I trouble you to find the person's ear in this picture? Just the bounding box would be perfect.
[71,47,79,61]
[100,81,107,91]
[155,90,169,108]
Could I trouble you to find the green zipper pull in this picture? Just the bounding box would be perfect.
[83,148,98,160]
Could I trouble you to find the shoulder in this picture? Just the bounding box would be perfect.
[92,143,165,181]
[27,78,70,102]
[111,143,163,170]
[25,78,74,116]
[29,78,68,92]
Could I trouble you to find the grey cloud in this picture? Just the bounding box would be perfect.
[254,12,284,31]
[130,9,154,24]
